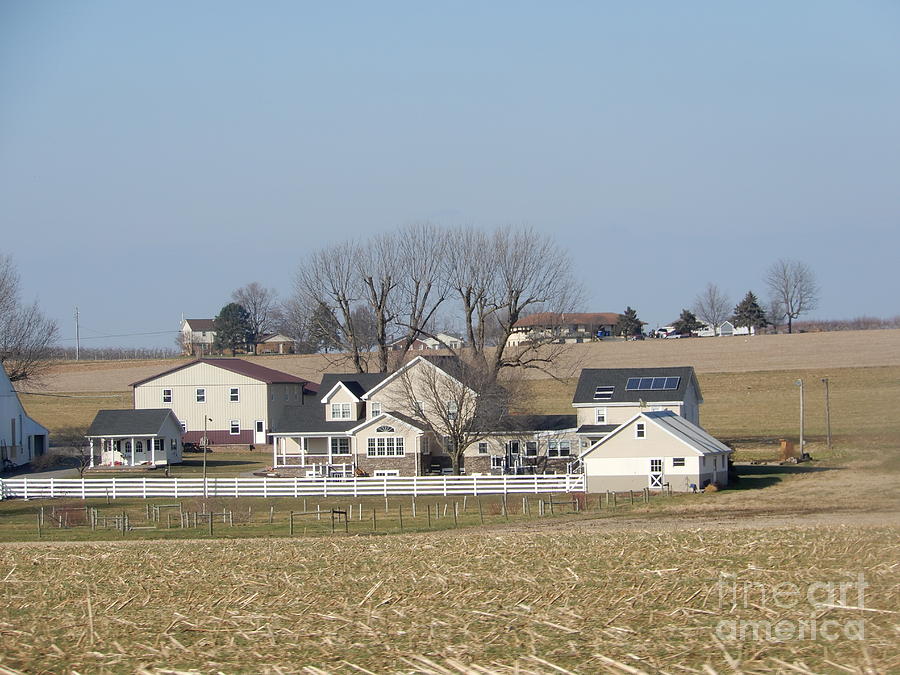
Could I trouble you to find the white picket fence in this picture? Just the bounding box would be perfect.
[0,474,585,500]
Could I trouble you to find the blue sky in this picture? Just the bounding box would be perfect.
[2,1,898,347]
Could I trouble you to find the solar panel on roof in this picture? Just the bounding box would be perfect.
[625,375,682,391]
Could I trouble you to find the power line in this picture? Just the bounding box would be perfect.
[57,330,179,342]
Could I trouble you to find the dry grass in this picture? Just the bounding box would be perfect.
[0,527,895,673]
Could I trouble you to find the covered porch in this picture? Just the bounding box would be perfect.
[87,435,173,468]
[271,433,355,477]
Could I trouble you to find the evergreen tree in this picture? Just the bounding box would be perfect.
[309,301,342,353]
[213,303,253,355]
[732,291,768,332]
[616,306,643,337]
[672,308,703,335]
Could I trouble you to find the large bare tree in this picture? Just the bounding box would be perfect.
[0,254,59,383]
[231,282,281,352]
[764,259,819,334]
[692,282,731,330]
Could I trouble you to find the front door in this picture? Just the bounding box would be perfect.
[649,458,664,488]
[255,420,266,444]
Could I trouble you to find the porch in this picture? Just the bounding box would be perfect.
[87,435,173,468]
[271,434,354,477]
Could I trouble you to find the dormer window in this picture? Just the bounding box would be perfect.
[594,386,614,400]
[331,403,351,419]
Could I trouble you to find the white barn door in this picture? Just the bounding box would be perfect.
[255,420,266,444]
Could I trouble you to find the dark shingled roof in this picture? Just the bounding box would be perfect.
[277,372,390,433]
[132,358,311,388]
[576,424,619,435]
[86,409,177,437]
[184,319,216,331]
[492,414,578,433]
[571,367,699,405]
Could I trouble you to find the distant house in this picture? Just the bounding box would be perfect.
[85,409,183,468]
[388,333,464,351]
[256,333,296,355]
[580,410,732,492]
[180,318,217,356]
[132,359,315,446]
[0,365,49,470]
[571,367,702,449]
[694,321,754,337]
[507,312,621,347]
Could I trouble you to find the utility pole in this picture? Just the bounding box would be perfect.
[822,377,832,450]
[202,416,211,497]
[74,306,80,361]
[795,379,804,454]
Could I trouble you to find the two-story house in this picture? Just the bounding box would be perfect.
[571,367,702,449]
[179,318,217,356]
[507,312,622,347]
[132,359,315,446]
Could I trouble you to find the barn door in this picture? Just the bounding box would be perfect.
[649,458,663,488]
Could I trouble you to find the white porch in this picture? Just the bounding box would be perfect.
[271,434,355,477]
[88,435,174,467]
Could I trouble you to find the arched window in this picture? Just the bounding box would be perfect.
[375,425,395,433]
[135,441,143,452]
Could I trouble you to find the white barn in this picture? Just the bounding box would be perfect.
[580,410,732,493]
[0,364,49,469]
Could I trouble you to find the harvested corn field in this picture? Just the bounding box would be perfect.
[0,527,896,674]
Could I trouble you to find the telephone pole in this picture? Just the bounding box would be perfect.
[74,306,80,361]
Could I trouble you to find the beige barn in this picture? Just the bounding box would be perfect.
[132,359,314,446]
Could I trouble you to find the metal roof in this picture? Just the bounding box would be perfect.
[131,358,311,387]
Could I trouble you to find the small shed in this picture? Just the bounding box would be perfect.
[86,409,184,468]
[580,410,732,492]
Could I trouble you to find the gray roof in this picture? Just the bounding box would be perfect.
[576,424,619,435]
[277,372,390,434]
[492,414,577,433]
[581,410,731,458]
[572,367,699,404]
[86,409,177,437]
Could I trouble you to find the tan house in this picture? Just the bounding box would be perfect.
[462,414,579,475]
[132,359,315,446]
[580,410,732,492]
[256,333,296,354]
[507,312,621,347]
[571,367,702,450]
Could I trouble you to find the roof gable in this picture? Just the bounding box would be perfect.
[347,411,426,434]
[183,319,216,331]
[361,356,470,400]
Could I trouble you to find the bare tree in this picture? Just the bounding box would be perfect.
[294,241,367,371]
[764,259,820,334]
[0,254,59,383]
[693,283,731,330]
[232,282,281,352]
[391,356,512,474]
[358,233,401,372]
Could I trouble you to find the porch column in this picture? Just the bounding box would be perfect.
[327,436,332,465]
[272,437,278,467]
[89,438,95,468]
[301,437,307,465]
[150,437,155,465]
[130,436,136,466]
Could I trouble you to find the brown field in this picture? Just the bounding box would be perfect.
[35,328,900,392]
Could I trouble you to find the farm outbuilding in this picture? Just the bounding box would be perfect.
[580,410,732,493]
[0,364,49,469]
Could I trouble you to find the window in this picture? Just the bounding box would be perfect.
[673,457,685,467]
[154,439,164,452]
[230,387,239,402]
[331,438,350,455]
[650,459,663,473]
[595,408,607,424]
[370,402,382,417]
[375,425,395,433]
[135,441,143,452]
[196,388,206,403]
[593,386,615,400]
[179,421,187,434]
[162,388,172,404]
[491,456,504,469]
[374,469,399,477]
[636,423,646,439]
[331,403,351,419]
[170,439,177,451]
[507,440,520,455]
[230,420,240,435]
[548,440,571,457]
[525,441,538,456]
[367,437,405,457]
[446,400,458,420]
[478,442,488,454]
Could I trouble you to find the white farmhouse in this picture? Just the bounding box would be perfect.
[0,364,49,469]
